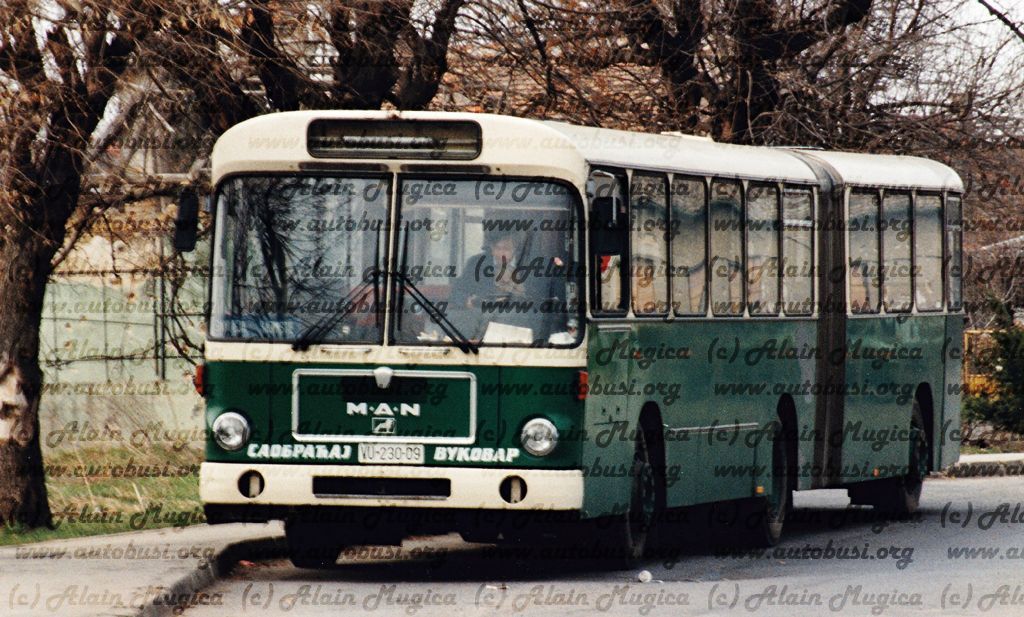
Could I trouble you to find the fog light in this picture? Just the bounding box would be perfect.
[521,418,558,457]
[238,470,265,498]
[500,476,528,504]
[212,412,250,451]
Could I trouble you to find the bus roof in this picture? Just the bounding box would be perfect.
[540,120,819,184]
[211,110,963,192]
[542,121,963,191]
[795,150,964,192]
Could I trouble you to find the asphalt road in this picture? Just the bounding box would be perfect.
[182,476,1024,616]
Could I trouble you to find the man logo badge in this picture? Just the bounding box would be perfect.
[372,417,396,435]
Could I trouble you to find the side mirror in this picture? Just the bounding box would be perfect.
[173,189,200,252]
[592,196,618,229]
[591,195,625,255]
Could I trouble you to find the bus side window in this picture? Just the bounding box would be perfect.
[589,170,628,313]
[946,194,963,310]
[710,180,743,315]
[670,176,707,315]
[849,190,880,314]
[747,183,780,315]
[914,193,944,311]
[782,187,814,315]
[882,192,912,312]
[630,173,669,315]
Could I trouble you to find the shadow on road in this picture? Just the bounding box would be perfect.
[269,499,933,583]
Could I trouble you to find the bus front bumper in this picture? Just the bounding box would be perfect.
[200,462,584,511]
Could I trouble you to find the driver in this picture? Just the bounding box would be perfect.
[449,225,570,343]
[451,227,528,309]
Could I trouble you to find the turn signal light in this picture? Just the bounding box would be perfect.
[577,370,589,401]
[193,363,207,397]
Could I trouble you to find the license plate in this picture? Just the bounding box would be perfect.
[358,443,424,465]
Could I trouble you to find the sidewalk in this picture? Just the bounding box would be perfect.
[0,522,284,617]
[946,452,1024,477]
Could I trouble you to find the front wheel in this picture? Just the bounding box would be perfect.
[285,519,346,569]
[595,429,661,567]
[737,424,790,547]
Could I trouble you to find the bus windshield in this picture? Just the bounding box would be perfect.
[392,178,581,348]
[209,175,582,348]
[210,175,389,343]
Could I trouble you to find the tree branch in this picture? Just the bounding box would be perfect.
[239,1,318,111]
[755,0,873,61]
[329,1,410,108]
[977,0,1024,44]
[393,0,467,109]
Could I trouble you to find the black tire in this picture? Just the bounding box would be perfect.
[596,428,661,567]
[882,402,928,515]
[738,424,790,547]
[849,400,927,516]
[285,519,345,569]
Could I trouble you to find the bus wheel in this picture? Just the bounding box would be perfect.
[285,519,346,569]
[598,429,659,567]
[858,402,927,516]
[893,402,928,515]
[741,425,790,547]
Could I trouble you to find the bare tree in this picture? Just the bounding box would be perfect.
[458,1,1021,146]
[147,0,468,135]
[458,0,1023,326]
[2,0,1021,527]
[0,0,473,528]
[0,1,169,527]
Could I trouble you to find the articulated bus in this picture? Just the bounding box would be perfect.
[180,111,964,567]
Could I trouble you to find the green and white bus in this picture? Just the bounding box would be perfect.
[182,111,963,567]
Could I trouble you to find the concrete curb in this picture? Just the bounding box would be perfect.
[138,535,287,617]
[944,459,1024,478]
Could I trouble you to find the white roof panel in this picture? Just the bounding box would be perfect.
[210,110,963,192]
[542,121,819,183]
[795,150,963,192]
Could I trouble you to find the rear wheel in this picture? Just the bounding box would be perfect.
[849,400,927,516]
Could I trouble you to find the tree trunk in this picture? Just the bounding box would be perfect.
[0,233,56,528]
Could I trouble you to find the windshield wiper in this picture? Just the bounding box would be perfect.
[292,227,384,352]
[394,224,479,354]
[291,271,378,351]
[394,271,479,355]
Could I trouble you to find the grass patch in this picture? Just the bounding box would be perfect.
[0,445,203,546]
[962,443,1024,455]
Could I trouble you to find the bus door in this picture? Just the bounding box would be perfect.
[581,169,639,519]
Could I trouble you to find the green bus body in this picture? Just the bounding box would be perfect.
[203,316,961,520]
[196,111,963,551]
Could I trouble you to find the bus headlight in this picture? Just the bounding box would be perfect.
[521,418,559,457]
[212,412,250,451]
